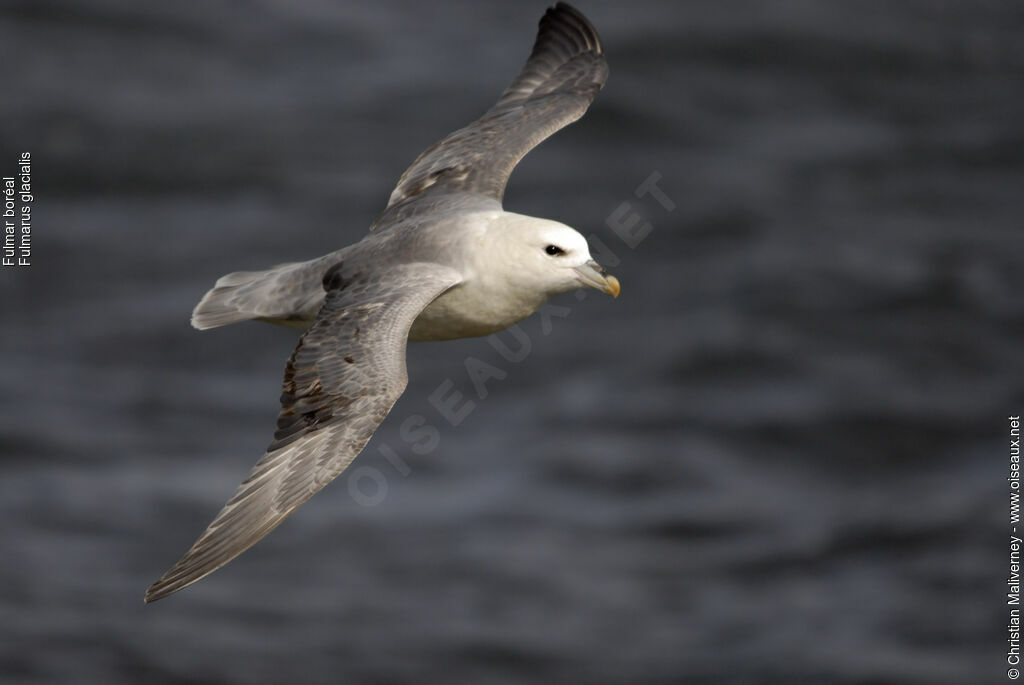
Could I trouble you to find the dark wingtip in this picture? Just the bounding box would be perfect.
[543,2,603,55]
[144,580,172,603]
[145,570,195,603]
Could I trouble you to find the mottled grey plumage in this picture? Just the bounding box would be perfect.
[147,2,612,602]
[146,264,460,602]
[373,1,607,228]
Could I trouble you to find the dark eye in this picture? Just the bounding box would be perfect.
[545,245,565,256]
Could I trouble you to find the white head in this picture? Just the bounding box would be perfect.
[489,215,620,300]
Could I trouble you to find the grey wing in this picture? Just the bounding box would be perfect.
[374,2,607,225]
[145,263,462,602]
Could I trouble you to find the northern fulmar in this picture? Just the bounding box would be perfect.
[146,2,615,602]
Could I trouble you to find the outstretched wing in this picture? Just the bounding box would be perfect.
[374,2,607,225]
[146,263,461,602]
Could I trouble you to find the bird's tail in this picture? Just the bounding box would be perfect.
[191,263,316,330]
[191,269,275,329]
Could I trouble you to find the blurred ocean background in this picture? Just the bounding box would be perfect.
[1,1,1021,682]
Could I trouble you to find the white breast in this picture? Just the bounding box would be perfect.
[408,279,542,341]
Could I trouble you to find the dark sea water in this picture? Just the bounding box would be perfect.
[1,1,1021,683]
